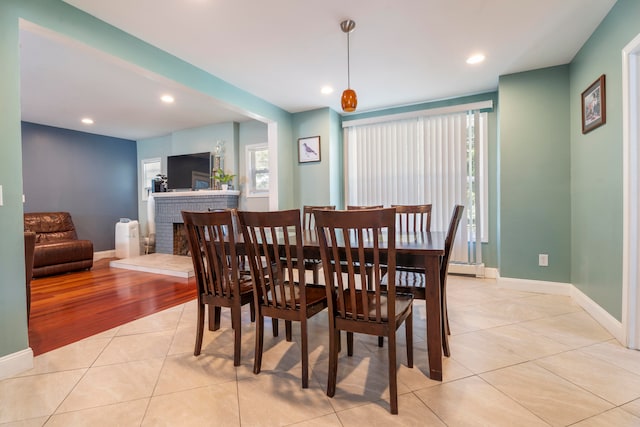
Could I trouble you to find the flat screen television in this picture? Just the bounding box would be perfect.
[167,152,211,191]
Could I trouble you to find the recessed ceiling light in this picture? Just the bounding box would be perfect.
[466,54,485,65]
[81,118,94,125]
[321,86,334,95]
[161,94,175,103]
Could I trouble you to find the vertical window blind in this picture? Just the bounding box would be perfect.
[344,109,488,265]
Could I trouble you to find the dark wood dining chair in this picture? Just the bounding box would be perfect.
[237,209,328,389]
[182,210,254,366]
[300,205,335,284]
[315,207,413,415]
[391,203,432,273]
[382,204,464,357]
[392,204,432,233]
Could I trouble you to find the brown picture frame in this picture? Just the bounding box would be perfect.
[298,136,321,163]
[581,74,606,134]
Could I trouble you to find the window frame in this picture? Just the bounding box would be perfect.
[245,143,269,198]
[141,157,161,201]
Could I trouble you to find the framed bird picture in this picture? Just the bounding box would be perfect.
[298,136,321,163]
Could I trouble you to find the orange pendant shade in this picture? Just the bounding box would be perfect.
[341,89,357,112]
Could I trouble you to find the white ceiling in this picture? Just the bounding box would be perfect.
[20,0,617,140]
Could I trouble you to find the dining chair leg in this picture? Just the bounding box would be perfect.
[388,331,398,415]
[347,331,354,356]
[232,307,242,366]
[301,318,309,388]
[406,311,413,368]
[378,336,384,347]
[442,323,451,357]
[208,306,221,331]
[272,318,279,337]
[254,315,264,375]
[327,327,339,397]
[441,297,451,357]
[250,301,256,323]
[194,301,205,356]
[285,320,293,342]
[313,266,319,285]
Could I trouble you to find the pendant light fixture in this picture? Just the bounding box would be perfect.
[340,19,357,112]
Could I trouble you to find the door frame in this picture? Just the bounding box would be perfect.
[622,31,640,350]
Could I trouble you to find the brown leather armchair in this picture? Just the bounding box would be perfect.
[24,212,93,278]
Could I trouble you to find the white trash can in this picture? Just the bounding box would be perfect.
[115,219,140,258]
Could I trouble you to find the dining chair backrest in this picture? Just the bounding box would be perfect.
[441,205,465,281]
[238,209,305,310]
[346,205,384,210]
[182,210,242,300]
[392,204,432,233]
[315,208,397,323]
[302,205,336,230]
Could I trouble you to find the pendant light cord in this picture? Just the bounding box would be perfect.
[347,31,351,89]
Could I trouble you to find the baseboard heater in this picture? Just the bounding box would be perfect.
[449,262,485,277]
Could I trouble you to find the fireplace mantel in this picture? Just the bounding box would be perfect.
[153,190,240,254]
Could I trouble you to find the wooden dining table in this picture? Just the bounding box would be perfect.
[230,227,447,381]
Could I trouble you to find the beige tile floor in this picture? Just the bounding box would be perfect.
[3,275,640,426]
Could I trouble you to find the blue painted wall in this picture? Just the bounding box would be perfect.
[22,122,138,251]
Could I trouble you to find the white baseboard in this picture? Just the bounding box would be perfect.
[571,286,625,343]
[497,276,573,296]
[498,276,623,343]
[94,250,115,261]
[484,267,499,279]
[0,348,33,380]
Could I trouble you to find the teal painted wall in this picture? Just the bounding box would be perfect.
[498,66,571,282]
[569,0,640,320]
[0,2,29,359]
[329,109,344,209]
[0,0,293,361]
[292,109,333,207]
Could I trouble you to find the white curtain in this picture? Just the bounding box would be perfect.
[345,112,473,264]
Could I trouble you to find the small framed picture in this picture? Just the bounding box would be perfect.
[581,74,606,134]
[298,136,321,163]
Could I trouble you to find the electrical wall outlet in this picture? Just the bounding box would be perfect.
[538,253,549,267]
[0,185,3,206]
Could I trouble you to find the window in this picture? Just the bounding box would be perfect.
[345,109,489,265]
[141,157,161,201]
[246,144,269,197]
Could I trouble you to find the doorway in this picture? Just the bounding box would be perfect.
[622,31,640,350]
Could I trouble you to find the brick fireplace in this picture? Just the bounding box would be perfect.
[152,190,239,254]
